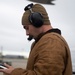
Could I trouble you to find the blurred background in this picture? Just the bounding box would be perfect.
[0,0,75,74]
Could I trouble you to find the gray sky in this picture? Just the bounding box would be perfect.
[0,0,75,58]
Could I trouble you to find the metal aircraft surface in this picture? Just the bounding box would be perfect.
[27,0,56,5]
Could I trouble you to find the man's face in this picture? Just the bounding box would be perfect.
[23,25,39,41]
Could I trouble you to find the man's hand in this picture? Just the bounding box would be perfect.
[0,63,14,75]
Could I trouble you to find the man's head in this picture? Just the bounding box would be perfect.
[22,3,51,41]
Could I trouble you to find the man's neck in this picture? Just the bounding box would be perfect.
[42,25,53,33]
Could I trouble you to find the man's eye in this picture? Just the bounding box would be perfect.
[25,27,29,30]
[26,27,29,30]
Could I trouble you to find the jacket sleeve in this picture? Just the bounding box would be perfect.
[33,37,66,75]
[10,36,67,75]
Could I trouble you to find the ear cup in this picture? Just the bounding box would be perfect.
[29,12,44,28]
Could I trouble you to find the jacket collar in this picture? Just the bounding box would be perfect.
[35,28,61,43]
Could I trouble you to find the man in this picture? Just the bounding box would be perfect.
[0,3,72,75]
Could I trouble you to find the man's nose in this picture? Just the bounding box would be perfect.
[26,30,29,35]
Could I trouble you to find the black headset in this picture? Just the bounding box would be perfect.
[24,3,44,28]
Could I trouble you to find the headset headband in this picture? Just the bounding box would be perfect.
[24,3,33,13]
[24,3,44,28]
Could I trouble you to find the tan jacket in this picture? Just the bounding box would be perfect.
[9,32,72,75]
